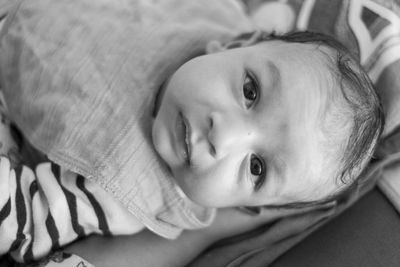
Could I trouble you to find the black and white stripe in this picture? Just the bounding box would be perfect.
[0,157,143,262]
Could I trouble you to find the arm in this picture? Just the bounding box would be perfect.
[65,208,268,267]
[64,205,336,267]
[65,228,215,267]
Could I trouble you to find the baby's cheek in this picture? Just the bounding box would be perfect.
[175,170,226,207]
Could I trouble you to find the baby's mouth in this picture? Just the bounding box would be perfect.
[183,114,192,165]
[177,112,192,165]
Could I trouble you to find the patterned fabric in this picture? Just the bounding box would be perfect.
[0,156,148,263]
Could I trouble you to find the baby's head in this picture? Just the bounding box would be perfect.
[152,31,384,209]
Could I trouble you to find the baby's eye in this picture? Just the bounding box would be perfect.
[243,72,258,108]
[250,154,266,191]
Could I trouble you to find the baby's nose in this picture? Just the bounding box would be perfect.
[207,112,252,158]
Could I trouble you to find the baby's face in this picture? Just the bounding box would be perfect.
[152,40,341,208]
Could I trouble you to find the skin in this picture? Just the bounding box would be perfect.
[152,40,342,208]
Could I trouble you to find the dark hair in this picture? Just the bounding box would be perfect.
[229,31,385,210]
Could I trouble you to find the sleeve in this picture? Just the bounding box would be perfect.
[0,157,95,262]
[0,155,144,263]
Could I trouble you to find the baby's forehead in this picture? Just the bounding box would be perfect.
[255,38,335,55]
[261,42,339,113]
[253,40,338,74]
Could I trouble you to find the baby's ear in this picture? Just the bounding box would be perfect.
[205,40,225,54]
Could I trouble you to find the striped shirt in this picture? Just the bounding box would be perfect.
[0,156,145,263]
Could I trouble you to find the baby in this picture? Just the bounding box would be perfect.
[0,1,384,265]
[152,31,384,211]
